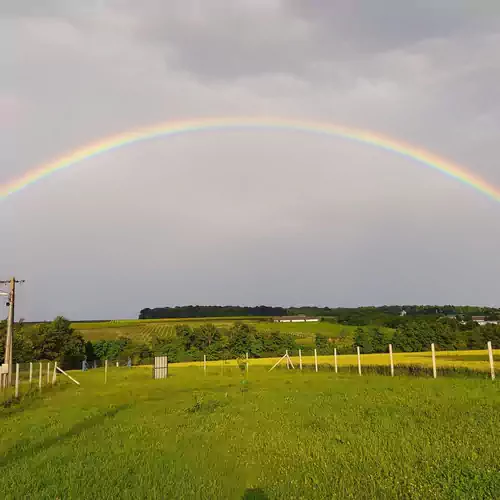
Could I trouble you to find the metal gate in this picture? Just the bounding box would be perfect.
[153,356,168,379]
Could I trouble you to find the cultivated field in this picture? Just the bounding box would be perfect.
[178,348,500,374]
[71,317,365,342]
[0,363,499,499]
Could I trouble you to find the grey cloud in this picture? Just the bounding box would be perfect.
[113,0,500,80]
[1,0,500,319]
[288,0,500,53]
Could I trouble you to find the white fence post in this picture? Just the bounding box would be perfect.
[488,341,495,381]
[299,349,302,370]
[15,363,19,398]
[389,344,394,377]
[357,346,362,375]
[431,343,437,379]
[47,362,50,385]
[56,365,80,385]
[314,349,318,372]
[52,362,57,385]
[334,348,338,373]
[268,353,287,372]
[286,350,290,370]
[29,362,33,386]
[39,362,42,391]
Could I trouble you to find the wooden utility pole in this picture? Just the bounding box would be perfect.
[1,278,25,388]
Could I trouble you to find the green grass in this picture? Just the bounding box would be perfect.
[255,322,361,335]
[1,365,499,499]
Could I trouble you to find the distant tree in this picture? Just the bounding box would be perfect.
[228,322,255,357]
[370,327,391,353]
[315,334,329,353]
[354,327,373,353]
[27,316,85,364]
[193,324,221,350]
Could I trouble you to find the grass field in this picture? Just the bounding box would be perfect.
[71,317,367,342]
[72,317,266,341]
[1,363,499,499]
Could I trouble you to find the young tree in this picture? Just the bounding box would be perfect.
[315,334,329,353]
[354,327,373,353]
[228,322,255,357]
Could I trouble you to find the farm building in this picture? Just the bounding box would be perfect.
[471,316,499,326]
[273,315,320,323]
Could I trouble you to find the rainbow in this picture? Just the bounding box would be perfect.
[1,116,499,202]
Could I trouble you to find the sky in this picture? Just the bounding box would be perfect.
[1,0,500,320]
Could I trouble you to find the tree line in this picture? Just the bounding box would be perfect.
[0,317,85,366]
[138,304,500,324]
[0,318,299,368]
[91,322,298,365]
[139,305,287,319]
[2,316,499,369]
[353,319,500,354]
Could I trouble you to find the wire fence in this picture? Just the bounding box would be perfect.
[1,343,496,408]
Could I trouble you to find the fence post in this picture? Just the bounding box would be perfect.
[431,343,437,379]
[39,362,42,391]
[47,362,51,385]
[286,350,290,369]
[389,344,394,377]
[334,348,338,373]
[166,356,168,378]
[52,362,57,385]
[488,341,495,381]
[299,349,302,370]
[29,362,33,386]
[204,354,207,376]
[56,365,80,385]
[357,346,362,375]
[314,349,318,372]
[15,363,19,398]
[104,360,108,384]
[246,352,249,375]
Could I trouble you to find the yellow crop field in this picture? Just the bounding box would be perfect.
[172,349,497,373]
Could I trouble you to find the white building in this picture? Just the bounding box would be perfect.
[472,316,499,326]
[273,315,320,323]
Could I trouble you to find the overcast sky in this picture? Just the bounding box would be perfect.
[1,1,500,320]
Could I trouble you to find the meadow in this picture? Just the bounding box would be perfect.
[1,362,499,499]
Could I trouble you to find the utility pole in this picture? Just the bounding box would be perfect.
[1,278,25,388]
